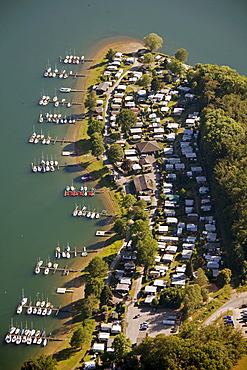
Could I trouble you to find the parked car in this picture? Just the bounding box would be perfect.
[223,315,232,320]
[133,313,142,319]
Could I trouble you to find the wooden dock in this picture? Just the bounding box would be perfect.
[59,56,94,63]
[44,71,89,78]
[36,265,80,274]
[22,304,61,314]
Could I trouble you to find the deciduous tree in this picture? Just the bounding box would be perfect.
[91,132,104,157]
[86,257,108,278]
[216,268,232,288]
[82,294,99,317]
[84,90,96,112]
[113,217,129,237]
[116,109,137,133]
[88,119,105,136]
[122,194,137,209]
[70,327,88,349]
[21,355,57,370]
[151,76,164,92]
[175,48,188,62]
[143,33,163,52]
[143,52,154,65]
[112,333,132,362]
[106,48,116,62]
[100,285,113,306]
[106,144,124,163]
[85,277,104,298]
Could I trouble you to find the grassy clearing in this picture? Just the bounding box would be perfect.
[236,284,247,293]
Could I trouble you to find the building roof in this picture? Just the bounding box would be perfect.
[134,174,153,193]
[136,140,161,153]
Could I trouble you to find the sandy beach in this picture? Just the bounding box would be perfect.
[45,37,143,361]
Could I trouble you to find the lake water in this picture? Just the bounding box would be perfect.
[0,0,246,368]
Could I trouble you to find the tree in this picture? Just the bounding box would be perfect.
[175,48,188,63]
[86,257,108,278]
[160,287,185,309]
[168,59,186,77]
[85,277,104,298]
[113,217,129,237]
[194,268,208,287]
[152,297,159,306]
[84,90,96,112]
[82,294,99,317]
[136,199,147,209]
[100,285,113,306]
[140,74,151,87]
[21,355,57,370]
[133,209,149,222]
[88,119,105,136]
[121,158,133,173]
[106,48,116,62]
[122,194,137,209]
[70,327,88,349]
[106,144,124,163]
[91,132,104,157]
[143,33,163,52]
[151,76,164,92]
[183,284,203,318]
[143,52,154,65]
[131,219,151,244]
[216,268,232,288]
[112,333,132,362]
[137,236,157,272]
[116,109,137,133]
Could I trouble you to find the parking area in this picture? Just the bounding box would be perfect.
[126,305,181,345]
[232,306,247,338]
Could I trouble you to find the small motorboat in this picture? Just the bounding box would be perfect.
[44,268,49,275]
[36,301,41,307]
[41,300,46,307]
[15,328,20,335]
[36,337,42,345]
[42,308,47,315]
[26,306,32,314]
[30,329,36,336]
[47,308,53,316]
[11,335,17,343]
[24,329,30,336]
[37,307,42,315]
[16,335,22,345]
[34,266,40,274]
[20,297,27,306]
[27,336,32,345]
[66,252,70,259]
[22,336,27,344]
[32,307,37,314]
[33,336,37,344]
[5,334,12,344]
[9,327,16,335]
[42,338,48,346]
[16,305,23,314]
[35,330,41,337]
[47,262,52,268]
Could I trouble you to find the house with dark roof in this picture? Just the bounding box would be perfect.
[134,174,153,194]
[136,140,161,154]
[96,82,110,95]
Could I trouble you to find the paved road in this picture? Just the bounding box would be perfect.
[203,292,247,326]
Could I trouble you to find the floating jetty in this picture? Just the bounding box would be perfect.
[54,245,97,259]
[5,329,66,345]
[34,264,80,275]
[43,69,89,79]
[29,134,73,145]
[38,96,82,107]
[38,113,82,124]
[59,55,93,64]
[56,288,74,294]
[95,230,114,236]
[65,189,95,197]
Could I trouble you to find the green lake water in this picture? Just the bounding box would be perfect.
[0,0,246,368]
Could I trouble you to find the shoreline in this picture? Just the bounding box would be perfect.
[48,37,143,364]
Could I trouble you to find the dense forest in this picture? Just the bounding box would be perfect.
[187,64,247,284]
